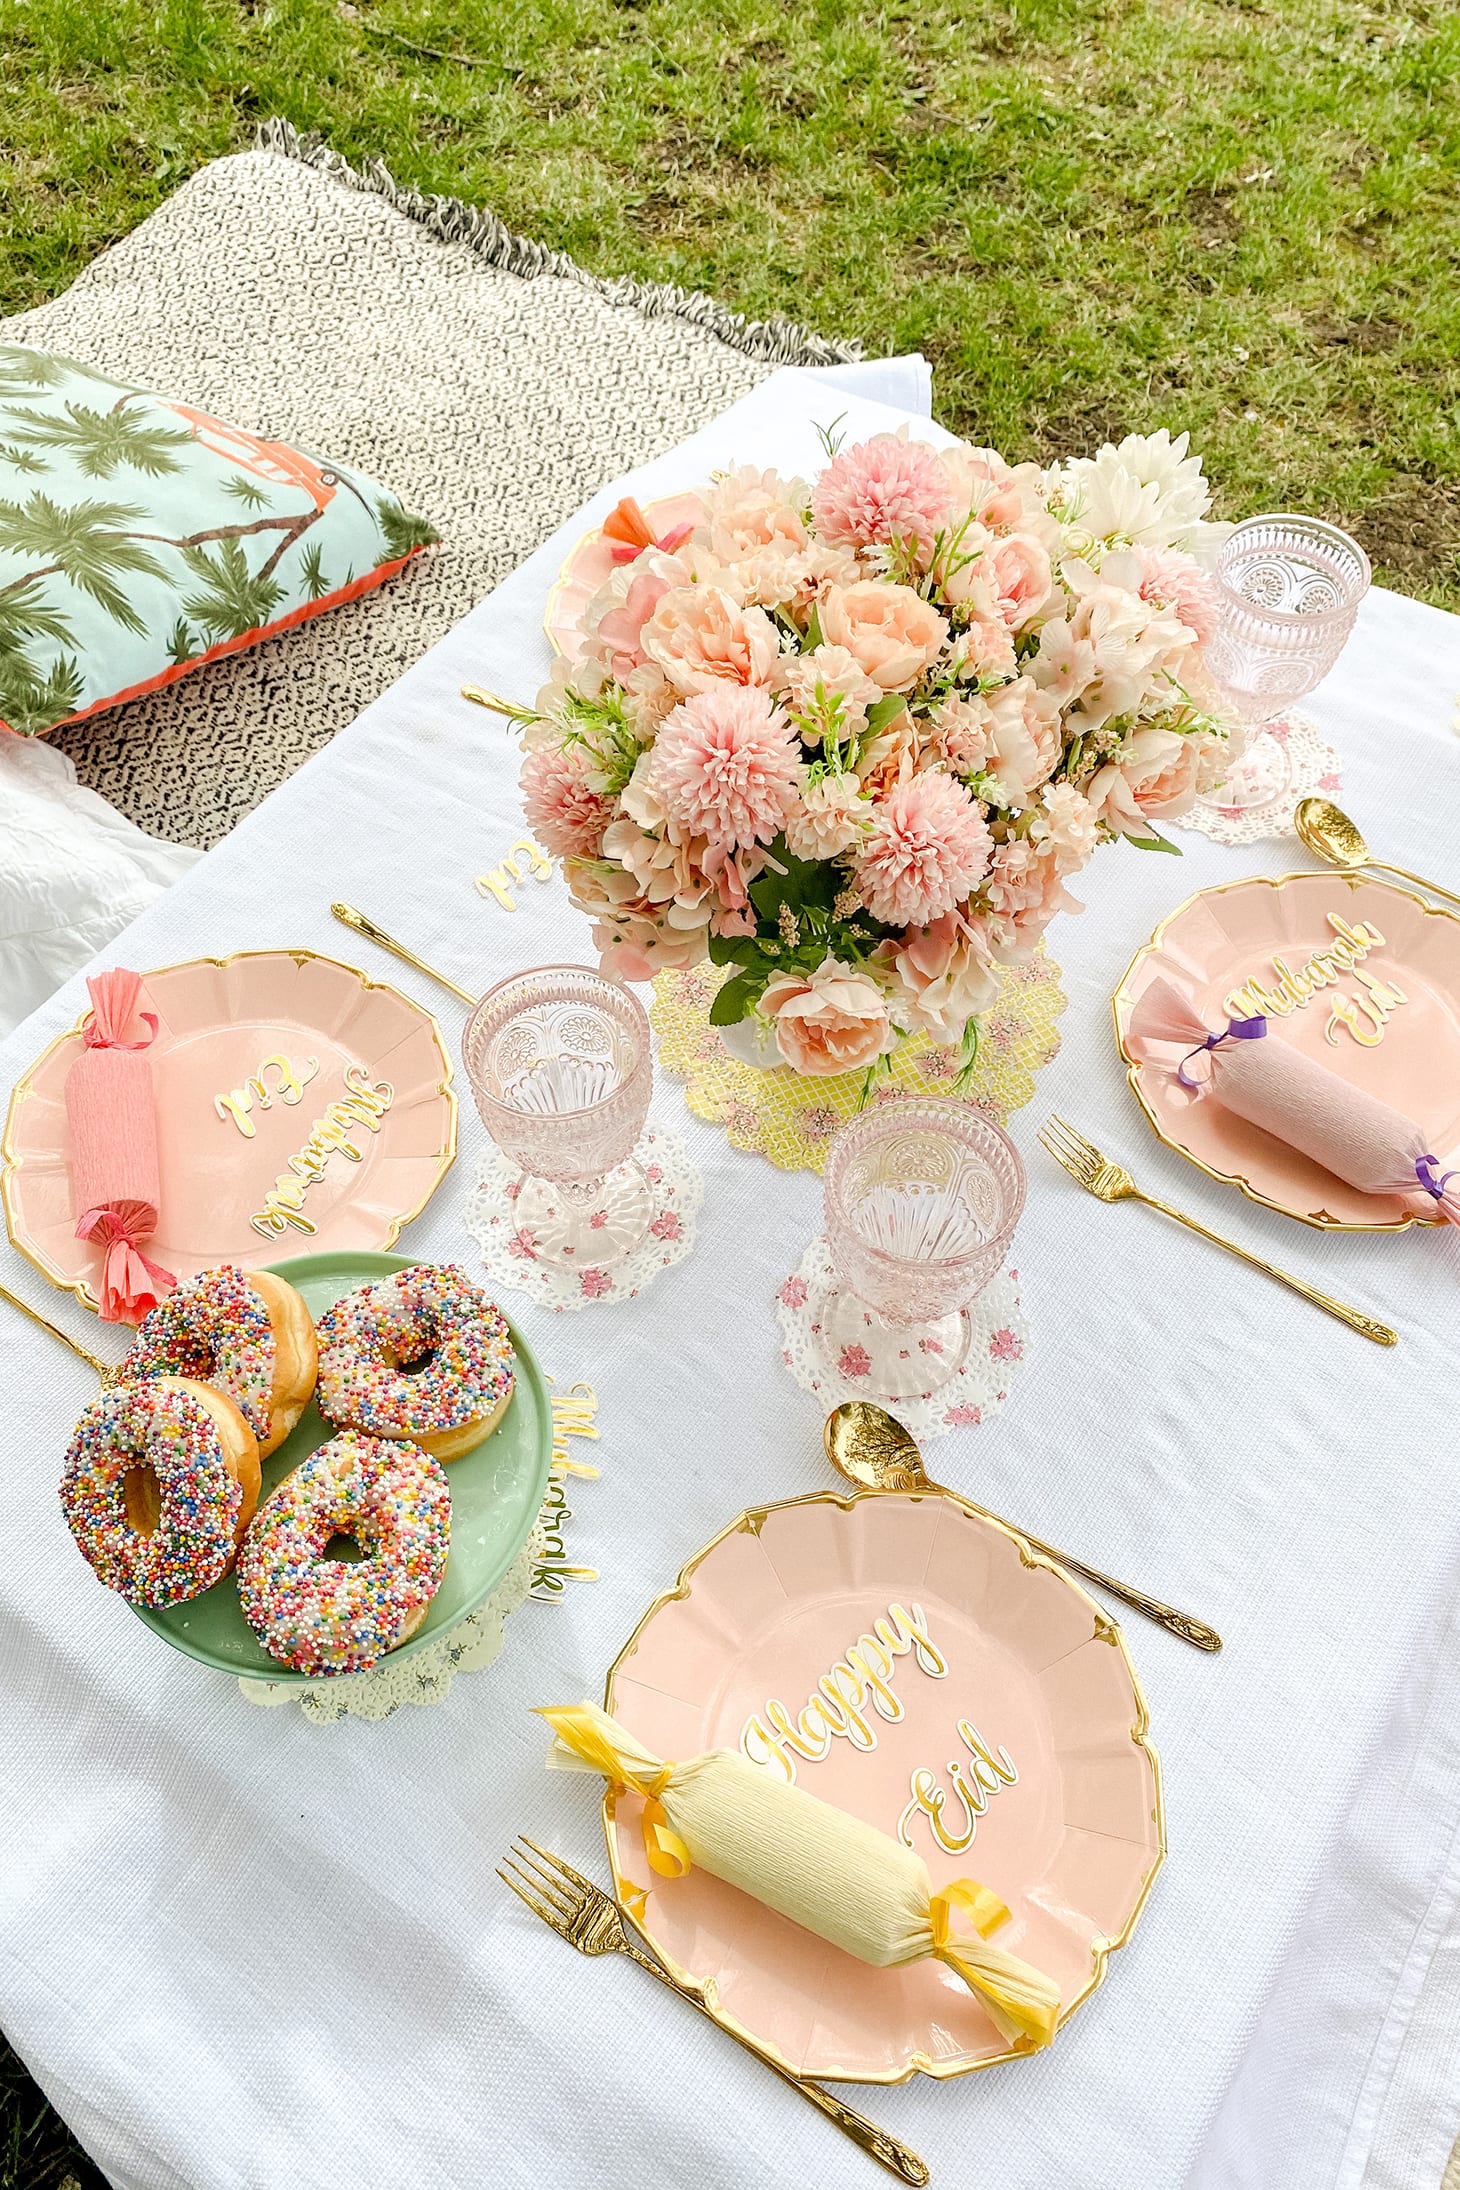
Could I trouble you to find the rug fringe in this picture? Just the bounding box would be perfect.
[253,118,862,370]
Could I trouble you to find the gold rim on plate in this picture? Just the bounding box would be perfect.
[1,948,458,1314]
[1112,869,1456,1233]
[601,1486,1165,2085]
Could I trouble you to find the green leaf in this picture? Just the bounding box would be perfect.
[2,400,190,479]
[375,498,439,559]
[0,648,84,735]
[801,604,823,651]
[223,474,269,511]
[706,929,757,968]
[0,493,164,633]
[864,693,907,735]
[179,537,286,640]
[0,573,76,656]
[1126,829,1184,855]
[708,971,764,1026]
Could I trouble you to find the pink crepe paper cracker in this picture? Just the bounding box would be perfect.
[63,968,177,1321]
[1128,975,1460,1225]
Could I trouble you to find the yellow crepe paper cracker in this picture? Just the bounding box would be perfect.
[540,1700,1060,2048]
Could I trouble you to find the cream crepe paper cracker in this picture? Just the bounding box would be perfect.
[539,1700,1060,2048]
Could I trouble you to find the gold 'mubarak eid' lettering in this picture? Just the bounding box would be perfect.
[248,1064,395,1239]
[215,1052,320,1138]
[897,1720,1020,1855]
[1222,913,1408,1049]
[739,1602,946,1785]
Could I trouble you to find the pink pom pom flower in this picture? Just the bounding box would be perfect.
[855,772,993,929]
[521,743,613,858]
[652,685,804,853]
[811,434,957,559]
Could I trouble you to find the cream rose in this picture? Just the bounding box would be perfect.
[818,581,949,692]
[1085,727,1202,837]
[887,913,1000,1040]
[641,584,781,695]
[760,955,893,1075]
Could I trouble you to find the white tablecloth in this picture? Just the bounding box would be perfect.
[2,364,1459,2190]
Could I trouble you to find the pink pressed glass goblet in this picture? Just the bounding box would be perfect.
[1199,513,1370,814]
[462,966,653,1268]
[820,1097,1025,1402]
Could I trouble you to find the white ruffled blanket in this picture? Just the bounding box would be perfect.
[0,738,197,1038]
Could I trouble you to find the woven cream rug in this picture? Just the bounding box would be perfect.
[0,121,856,849]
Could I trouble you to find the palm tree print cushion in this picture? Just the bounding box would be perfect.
[0,344,437,738]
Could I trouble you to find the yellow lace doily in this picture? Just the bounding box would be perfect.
[650,953,1066,1173]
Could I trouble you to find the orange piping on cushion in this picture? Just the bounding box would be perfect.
[0,545,430,741]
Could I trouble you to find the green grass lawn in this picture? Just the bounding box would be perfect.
[1,0,1457,605]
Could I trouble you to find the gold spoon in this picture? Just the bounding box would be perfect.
[330,903,476,1006]
[823,1401,1223,1654]
[0,1280,113,1381]
[1294,798,1460,915]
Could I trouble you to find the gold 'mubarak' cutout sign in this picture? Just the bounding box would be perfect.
[1223,913,1407,1049]
[247,1064,395,1239]
[531,1380,602,1598]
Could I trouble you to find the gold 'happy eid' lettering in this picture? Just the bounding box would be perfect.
[248,1064,395,1238]
[739,1602,947,1785]
[1222,913,1407,1049]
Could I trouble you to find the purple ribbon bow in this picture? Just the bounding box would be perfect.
[1415,1154,1456,1201]
[1178,1013,1267,1089]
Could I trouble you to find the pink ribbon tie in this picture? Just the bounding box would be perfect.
[75,1203,176,1322]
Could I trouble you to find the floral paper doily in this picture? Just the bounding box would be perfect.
[651,953,1065,1175]
[463,1121,701,1310]
[775,1237,1029,1441]
[238,1514,547,1723]
[1175,709,1342,846]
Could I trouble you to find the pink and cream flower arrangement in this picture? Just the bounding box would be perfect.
[518,425,1237,1076]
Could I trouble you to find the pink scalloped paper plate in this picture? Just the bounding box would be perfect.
[3,950,456,1315]
[603,1490,1163,2084]
[1113,871,1460,1230]
[542,492,702,660]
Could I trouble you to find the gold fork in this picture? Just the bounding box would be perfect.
[498,1838,929,2185]
[1039,1116,1397,1347]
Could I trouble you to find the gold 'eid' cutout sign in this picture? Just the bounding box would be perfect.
[477,838,554,913]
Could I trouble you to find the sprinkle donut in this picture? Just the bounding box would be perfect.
[237,1431,450,1675]
[121,1265,318,1460]
[60,1376,262,1607]
[314,1263,514,1462]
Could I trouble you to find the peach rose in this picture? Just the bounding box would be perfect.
[887,913,1000,1040]
[1085,727,1201,837]
[761,955,893,1075]
[984,837,1079,958]
[819,581,949,692]
[642,584,781,695]
[989,533,1053,626]
[939,445,1029,531]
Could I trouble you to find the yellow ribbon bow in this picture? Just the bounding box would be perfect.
[536,1704,692,1880]
[929,1880,1061,2049]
